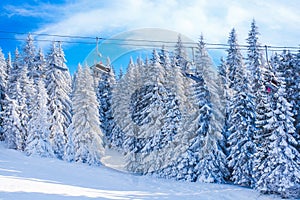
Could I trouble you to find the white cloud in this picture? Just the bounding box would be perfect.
[6,0,300,48]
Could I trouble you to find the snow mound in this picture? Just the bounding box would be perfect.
[101,148,126,172]
[0,143,281,200]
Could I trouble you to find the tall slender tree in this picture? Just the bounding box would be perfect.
[2,92,22,149]
[120,58,142,161]
[217,58,230,155]
[0,49,8,140]
[246,20,264,95]
[226,28,243,91]
[23,34,36,77]
[4,49,28,151]
[97,58,116,146]
[45,42,72,159]
[255,72,300,198]
[174,34,188,70]
[226,32,256,186]
[69,65,105,165]
[25,79,53,157]
[275,50,300,142]
[124,50,169,174]
[31,48,46,83]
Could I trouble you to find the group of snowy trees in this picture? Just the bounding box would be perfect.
[105,20,299,198]
[0,20,299,198]
[0,34,104,165]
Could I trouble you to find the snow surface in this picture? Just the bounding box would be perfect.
[0,143,281,200]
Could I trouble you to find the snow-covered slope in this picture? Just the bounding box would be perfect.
[0,143,280,200]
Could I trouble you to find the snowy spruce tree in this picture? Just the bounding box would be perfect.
[226,28,243,91]
[226,30,256,186]
[293,50,300,139]
[168,56,187,114]
[174,35,194,114]
[195,35,225,152]
[174,34,188,70]
[157,39,227,183]
[25,79,54,157]
[19,61,37,127]
[246,19,264,96]
[3,49,29,151]
[156,48,183,172]
[68,65,104,165]
[194,36,228,183]
[176,72,213,182]
[97,57,116,146]
[2,82,24,149]
[176,37,227,183]
[119,58,142,159]
[23,34,36,78]
[124,50,169,174]
[275,50,300,142]
[31,48,46,83]
[217,58,230,155]
[255,72,300,198]
[253,61,276,179]
[0,48,8,140]
[45,42,72,159]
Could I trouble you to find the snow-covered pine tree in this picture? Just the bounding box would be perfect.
[118,66,123,80]
[23,34,36,78]
[5,52,12,83]
[136,49,170,174]
[227,28,243,92]
[142,48,182,176]
[97,57,116,147]
[275,50,300,142]
[25,79,54,157]
[16,66,33,151]
[217,58,230,155]
[45,41,72,159]
[123,50,170,174]
[2,82,24,149]
[226,32,256,186]
[170,37,224,183]
[195,34,225,152]
[253,61,277,184]
[0,49,19,143]
[246,19,264,96]
[255,72,300,198]
[70,65,104,165]
[175,71,212,182]
[7,49,22,99]
[0,48,8,141]
[111,68,131,152]
[293,50,300,142]
[157,39,227,183]
[4,49,28,151]
[156,47,183,172]
[173,35,194,114]
[194,36,228,183]
[31,48,46,84]
[174,34,188,70]
[63,66,83,162]
[167,56,187,114]
[118,58,142,159]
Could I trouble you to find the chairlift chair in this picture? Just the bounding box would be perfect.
[91,37,110,73]
[266,78,279,93]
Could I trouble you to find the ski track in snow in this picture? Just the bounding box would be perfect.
[0,143,281,200]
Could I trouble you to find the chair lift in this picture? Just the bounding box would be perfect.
[266,77,278,93]
[92,37,110,73]
[264,45,278,93]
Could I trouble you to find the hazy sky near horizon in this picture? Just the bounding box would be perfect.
[0,0,299,72]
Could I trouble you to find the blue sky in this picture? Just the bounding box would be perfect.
[0,0,299,74]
